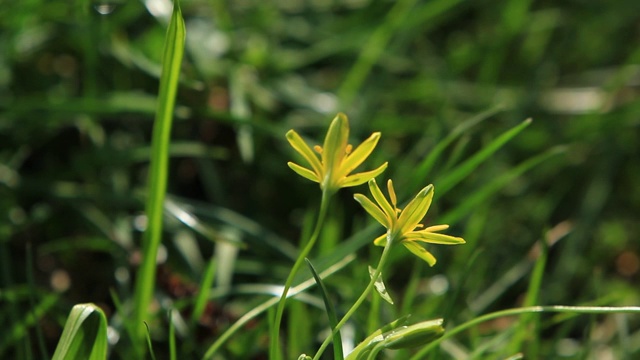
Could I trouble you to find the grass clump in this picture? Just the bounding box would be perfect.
[2,0,640,359]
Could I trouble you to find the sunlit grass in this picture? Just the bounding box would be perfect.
[1,0,639,359]
[131,0,185,343]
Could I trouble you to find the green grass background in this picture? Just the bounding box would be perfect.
[1,0,639,358]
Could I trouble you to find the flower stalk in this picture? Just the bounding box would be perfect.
[272,113,387,359]
[313,178,465,358]
[313,238,394,360]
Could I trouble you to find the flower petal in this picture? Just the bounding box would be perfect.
[368,178,396,221]
[373,233,388,246]
[387,179,398,208]
[406,230,465,245]
[287,162,320,183]
[424,224,449,232]
[397,184,434,234]
[338,132,381,177]
[402,241,437,266]
[322,113,349,180]
[340,162,388,187]
[286,130,323,177]
[354,194,391,228]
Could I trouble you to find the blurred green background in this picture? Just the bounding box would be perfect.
[1,0,639,358]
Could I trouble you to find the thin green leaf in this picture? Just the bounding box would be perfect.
[337,0,419,107]
[436,118,532,197]
[132,0,186,344]
[410,306,640,360]
[52,303,108,360]
[1,294,58,356]
[169,310,177,360]
[507,236,548,357]
[26,242,48,359]
[441,146,566,225]
[191,257,217,325]
[410,105,504,191]
[144,322,157,360]
[306,258,343,360]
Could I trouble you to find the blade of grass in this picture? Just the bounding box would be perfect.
[440,135,471,174]
[51,303,108,360]
[410,306,640,360]
[169,195,298,260]
[399,258,422,316]
[435,118,532,197]
[440,145,566,224]
[506,236,548,357]
[440,248,483,327]
[0,240,20,358]
[268,307,282,360]
[26,242,49,359]
[169,310,177,360]
[337,0,419,107]
[108,288,137,356]
[306,258,344,360]
[287,300,311,358]
[1,293,58,356]
[190,257,217,326]
[132,0,185,347]
[144,322,157,360]
[468,221,571,314]
[366,287,382,336]
[409,105,504,192]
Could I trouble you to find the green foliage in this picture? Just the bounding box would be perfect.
[307,258,343,360]
[132,0,186,348]
[52,303,108,360]
[1,0,639,359]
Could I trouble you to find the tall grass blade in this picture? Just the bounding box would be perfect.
[26,242,49,359]
[436,118,532,197]
[1,293,58,356]
[287,301,311,358]
[506,236,548,357]
[410,105,504,191]
[144,322,157,360]
[51,303,108,360]
[441,146,566,224]
[337,0,418,106]
[268,306,284,360]
[306,258,344,360]
[191,257,217,325]
[410,306,640,360]
[132,0,186,346]
[469,221,571,315]
[169,310,177,360]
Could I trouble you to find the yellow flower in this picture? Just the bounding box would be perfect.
[286,113,388,194]
[354,179,465,266]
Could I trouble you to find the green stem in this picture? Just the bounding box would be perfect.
[270,190,333,360]
[313,239,394,360]
[409,305,640,360]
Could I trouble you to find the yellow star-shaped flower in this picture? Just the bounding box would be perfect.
[354,179,465,266]
[286,113,388,194]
